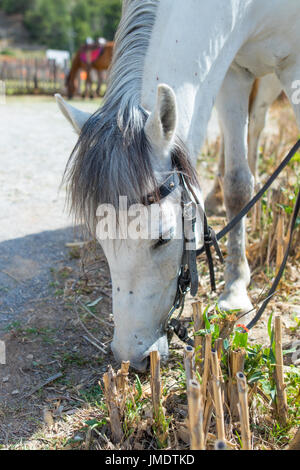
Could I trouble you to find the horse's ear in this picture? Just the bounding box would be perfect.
[55,94,92,135]
[145,84,177,157]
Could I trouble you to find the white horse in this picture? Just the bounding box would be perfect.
[56,0,300,370]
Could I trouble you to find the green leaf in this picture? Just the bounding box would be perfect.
[203,306,211,330]
[248,371,264,384]
[283,348,296,355]
[233,330,248,349]
[85,418,106,429]
[270,388,276,401]
[267,313,273,341]
[135,375,143,400]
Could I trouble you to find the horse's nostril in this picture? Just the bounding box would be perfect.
[111,343,150,372]
[131,355,150,372]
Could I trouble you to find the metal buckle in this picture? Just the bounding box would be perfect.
[168,318,194,347]
[183,200,196,220]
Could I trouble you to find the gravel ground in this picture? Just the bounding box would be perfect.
[0,97,97,329]
[0,96,98,242]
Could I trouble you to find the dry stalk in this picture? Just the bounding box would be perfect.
[236,372,252,450]
[228,348,246,422]
[274,315,288,426]
[103,366,124,444]
[211,350,226,442]
[192,301,204,370]
[116,361,130,393]
[202,333,212,403]
[219,316,237,340]
[184,345,195,391]
[187,379,205,450]
[276,212,285,273]
[26,372,64,398]
[251,183,261,234]
[215,339,225,404]
[251,199,257,234]
[150,350,162,421]
[192,301,204,336]
[266,219,273,266]
[287,428,300,451]
[263,188,279,266]
[203,390,214,442]
[267,189,281,265]
[214,338,224,360]
[150,350,169,446]
[65,241,92,248]
[116,361,130,413]
[201,334,213,442]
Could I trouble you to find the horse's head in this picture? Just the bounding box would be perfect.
[56,85,203,371]
[65,70,76,100]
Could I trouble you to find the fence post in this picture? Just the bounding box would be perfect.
[34,58,39,92]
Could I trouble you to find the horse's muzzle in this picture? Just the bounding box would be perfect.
[111,334,169,372]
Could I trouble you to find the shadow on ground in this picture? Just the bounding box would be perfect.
[0,226,83,331]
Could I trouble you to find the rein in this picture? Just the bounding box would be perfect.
[151,139,300,346]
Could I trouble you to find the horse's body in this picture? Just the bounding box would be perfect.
[66,41,114,99]
[57,0,300,370]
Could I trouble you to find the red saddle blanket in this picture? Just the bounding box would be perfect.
[80,47,104,65]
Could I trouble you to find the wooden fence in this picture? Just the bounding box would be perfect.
[0,57,68,95]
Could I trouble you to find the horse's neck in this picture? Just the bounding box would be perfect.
[142,0,255,165]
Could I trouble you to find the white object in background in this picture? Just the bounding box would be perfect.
[46,49,70,67]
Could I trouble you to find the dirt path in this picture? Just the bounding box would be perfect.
[0,97,98,329]
[0,96,97,242]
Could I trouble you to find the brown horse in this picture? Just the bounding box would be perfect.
[66,41,114,99]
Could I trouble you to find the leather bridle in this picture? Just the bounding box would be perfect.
[146,139,300,346]
[146,159,224,345]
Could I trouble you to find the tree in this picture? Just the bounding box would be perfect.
[0,0,34,14]
[99,0,121,40]
[71,0,122,48]
[24,0,72,50]
[1,0,122,51]
[71,0,94,48]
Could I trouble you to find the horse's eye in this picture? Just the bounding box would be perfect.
[153,227,175,249]
[153,237,172,249]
